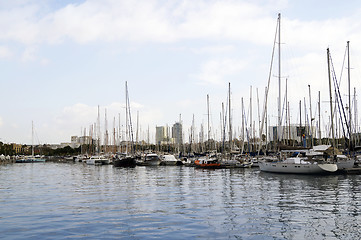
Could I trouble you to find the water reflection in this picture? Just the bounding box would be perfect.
[0,163,361,239]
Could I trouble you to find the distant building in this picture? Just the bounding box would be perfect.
[79,136,93,145]
[71,136,94,148]
[155,126,169,144]
[12,144,23,154]
[172,122,183,145]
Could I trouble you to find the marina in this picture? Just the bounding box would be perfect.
[2,2,361,239]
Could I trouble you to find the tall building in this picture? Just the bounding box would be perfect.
[172,122,183,145]
[156,126,169,144]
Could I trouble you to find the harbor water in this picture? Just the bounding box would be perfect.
[1,162,361,239]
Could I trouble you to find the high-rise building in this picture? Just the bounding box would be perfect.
[172,122,183,145]
[156,126,169,144]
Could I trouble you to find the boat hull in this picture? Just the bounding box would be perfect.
[336,157,355,170]
[113,156,136,168]
[137,154,161,166]
[259,161,338,174]
[86,157,110,165]
[15,158,46,163]
[194,160,221,169]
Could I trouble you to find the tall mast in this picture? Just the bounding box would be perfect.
[285,79,288,144]
[125,82,128,154]
[355,87,358,145]
[299,100,302,144]
[31,121,34,157]
[241,97,245,154]
[347,41,352,149]
[228,82,232,151]
[278,13,281,143]
[97,105,100,154]
[125,81,134,154]
[136,111,139,144]
[113,117,116,153]
[308,84,313,147]
[104,108,108,153]
[250,86,252,151]
[327,48,336,152]
[318,91,321,143]
[207,94,210,147]
[304,97,308,147]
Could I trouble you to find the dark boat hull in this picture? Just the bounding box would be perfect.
[113,156,136,168]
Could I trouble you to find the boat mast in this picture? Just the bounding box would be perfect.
[125,81,134,154]
[207,94,210,151]
[355,88,358,145]
[327,48,336,153]
[285,79,288,145]
[277,13,281,143]
[308,84,313,147]
[299,100,302,145]
[97,105,100,155]
[228,82,232,152]
[241,97,245,154]
[258,13,278,153]
[31,120,34,157]
[125,82,128,154]
[104,108,108,154]
[347,41,352,150]
[250,85,252,151]
[318,91,321,144]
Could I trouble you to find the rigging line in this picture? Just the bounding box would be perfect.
[222,95,229,152]
[259,16,279,142]
[332,55,350,137]
[330,54,349,140]
[338,43,348,86]
[126,83,135,153]
[240,101,251,153]
[279,88,288,140]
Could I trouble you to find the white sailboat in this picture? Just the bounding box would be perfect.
[259,153,337,174]
[258,14,337,174]
[16,121,46,163]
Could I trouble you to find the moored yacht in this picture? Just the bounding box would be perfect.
[86,155,110,165]
[259,152,338,174]
[137,153,161,166]
[113,153,137,167]
[194,155,221,169]
[160,154,180,165]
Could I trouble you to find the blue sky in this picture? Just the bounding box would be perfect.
[1,0,361,145]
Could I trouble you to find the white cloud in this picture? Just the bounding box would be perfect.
[21,46,37,62]
[0,0,359,53]
[191,45,235,55]
[0,0,282,45]
[0,46,13,58]
[194,58,247,85]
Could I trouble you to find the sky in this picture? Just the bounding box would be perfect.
[1,0,361,145]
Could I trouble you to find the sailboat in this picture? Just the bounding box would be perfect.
[194,94,222,169]
[258,13,337,174]
[86,106,111,165]
[16,121,46,163]
[324,42,355,171]
[113,81,137,167]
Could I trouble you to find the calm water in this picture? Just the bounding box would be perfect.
[0,162,361,239]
